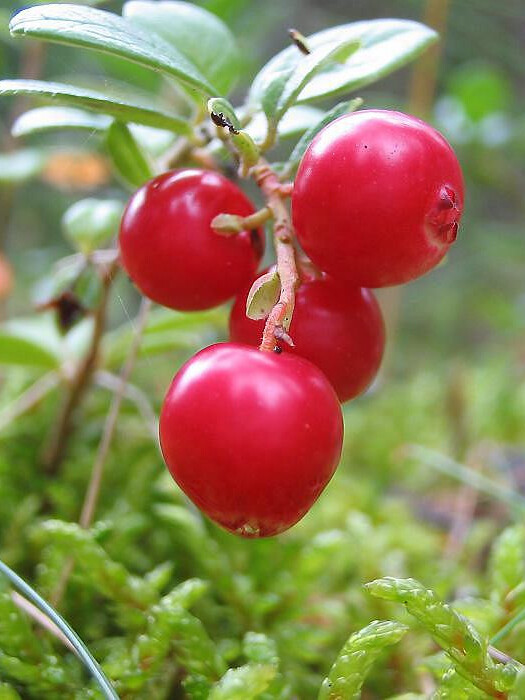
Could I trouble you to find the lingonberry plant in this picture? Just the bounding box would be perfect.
[4,3,513,699]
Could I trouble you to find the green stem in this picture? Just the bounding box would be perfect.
[405,445,525,514]
[491,607,525,645]
[0,560,119,699]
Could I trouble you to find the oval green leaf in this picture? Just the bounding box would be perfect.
[12,106,111,138]
[104,307,226,366]
[246,268,280,321]
[249,19,438,107]
[208,97,241,131]
[267,37,360,122]
[0,79,191,134]
[106,120,154,188]
[9,4,218,98]
[0,148,47,184]
[0,317,62,368]
[62,198,124,254]
[123,0,240,96]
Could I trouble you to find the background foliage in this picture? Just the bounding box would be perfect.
[0,0,524,698]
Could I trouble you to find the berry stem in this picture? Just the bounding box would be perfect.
[252,161,299,352]
[212,206,272,235]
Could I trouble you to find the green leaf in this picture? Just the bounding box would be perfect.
[12,106,111,138]
[209,664,277,700]
[268,38,360,123]
[208,96,241,131]
[129,124,177,158]
[0,148,47,184]
[106,120,153,188]
[246,268,280,321]
[9,4,218,98]
[245,105,323,143]
[318,620,408,700]
[62,198,124,254]
[286,99,363,175]
[231,130,260,172]
[0,79,191,134]
[0,317,61,368]
[104,307,226,365]
[122,0,240,95]
[249,19,437,107]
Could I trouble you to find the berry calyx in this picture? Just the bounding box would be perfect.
[159,343,343,537]
[230,272,385,402]
[292,110,464,288]
[119,169,264,311]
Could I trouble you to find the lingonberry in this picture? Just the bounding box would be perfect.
[159,343,343,537]
[292,110,464,288]
[229,272,385,403]
[119,169,264,310]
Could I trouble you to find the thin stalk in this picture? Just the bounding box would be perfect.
[11,591,73,651]
[80,296,152,528]
[252,161,298,352]
[0,560,118,700]
[42,260,118,475]
[490,607,525,646]
[212,206,272,234]
[405,444,525,514]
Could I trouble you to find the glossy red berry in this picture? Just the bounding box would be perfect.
[292,110,464,288]
[230,272,385,403]
[159,343,343,537]
[119,169,264,310]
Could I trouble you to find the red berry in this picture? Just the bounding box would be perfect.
[292,110,464,288]
[230,272,385,403]
[159,343,343,537]
[119,169,264,310]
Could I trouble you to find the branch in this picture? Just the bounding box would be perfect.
[252,162,298,352]
[42,260,118,475]
[80,296,152,529]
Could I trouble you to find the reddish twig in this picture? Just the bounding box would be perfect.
[252,162,298,352]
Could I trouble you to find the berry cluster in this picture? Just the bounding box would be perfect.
[119,110,464,538]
